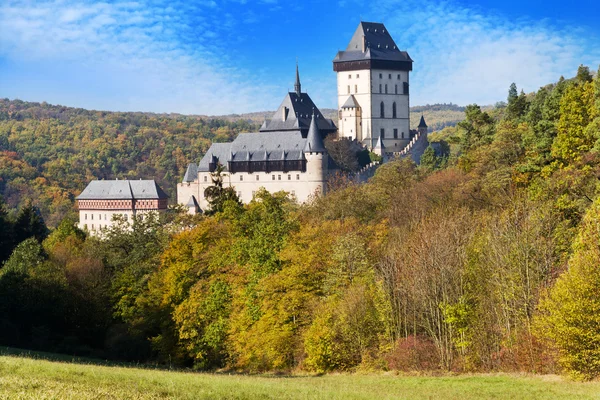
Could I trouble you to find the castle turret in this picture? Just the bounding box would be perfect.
[304,112,328,195]
[373,132,386,158]
[418,114,428,137]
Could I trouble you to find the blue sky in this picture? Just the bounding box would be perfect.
[1,0,599,115]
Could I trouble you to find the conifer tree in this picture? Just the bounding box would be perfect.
[13,200,48,245]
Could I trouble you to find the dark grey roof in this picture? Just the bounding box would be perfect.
[183,163,198,182]
[304,114,326,153]
[418,115,428,128]
[260,92,337,135]
[333,22,412,66]
[77,180,169,200]
[197,142,232,172]
[341,95,359,109]
[197,131,312,172]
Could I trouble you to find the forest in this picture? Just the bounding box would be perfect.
[1,64,600,380]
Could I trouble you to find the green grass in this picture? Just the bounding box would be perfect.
[1,351,600,399]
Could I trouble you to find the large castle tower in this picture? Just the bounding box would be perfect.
[333,22,413,151]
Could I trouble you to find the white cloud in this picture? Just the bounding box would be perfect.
[375,0,600,105]
[0,0,281,114]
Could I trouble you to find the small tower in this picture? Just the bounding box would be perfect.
[373,133,386,159]
[304,112,328,196]
[418,114,428,137]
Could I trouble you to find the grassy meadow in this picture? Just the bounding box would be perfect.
[0,350,599,399]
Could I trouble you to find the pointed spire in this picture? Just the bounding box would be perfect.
[294,62,301,96]
[304,112,326,153]
[374,134,385,150]
[418,114,428,128]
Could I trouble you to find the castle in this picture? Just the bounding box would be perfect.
[177,22,428,213]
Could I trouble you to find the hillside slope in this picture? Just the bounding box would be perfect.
[0,99,465,225]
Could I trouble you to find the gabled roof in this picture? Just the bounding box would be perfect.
[333,22,412,69]
[260,92,337,135]
[77,180,169,200]
[418,115,428,128]
[304,114,326,153]
[341,95,359,109]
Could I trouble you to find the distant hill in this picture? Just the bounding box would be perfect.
[217,103,466,133]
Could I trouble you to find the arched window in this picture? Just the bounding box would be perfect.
[380,102,385,118]
[392,102,397,118]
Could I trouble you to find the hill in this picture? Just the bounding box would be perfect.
[216,103,467,133]
[0,99,258,226]
[0,99,465,226]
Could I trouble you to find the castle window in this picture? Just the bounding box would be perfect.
[91,214,94,220]
[380,101,385,118]
[204,176,207,182]
[240,175,243,181]
[379,84,382,93]
[288,174,291,180]
[296,174,300,180]
[256,175,259,181]
[348,74,351,79]
[385,84,388,94]
[354,85,357,93]
[238,191,242,197]
[272,175,275,180]
[292,190,295,196]
[124,214,128,221]
[278,175,281,180]
[395,85,398,94]
[379,73,382,79]
[402,131,405,139]
[394,129,398,139]
[392,102,397,118]
[380,128,385,139]
[85,214,87,220]
[388,74,392,79]
[347,85,350,94]
[356,74,359,78]
[397,74,401,79]
[92,224,94,230]
[403,82,409,94]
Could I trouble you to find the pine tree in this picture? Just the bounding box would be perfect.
[203,164,241,215]
[13,200,49,245]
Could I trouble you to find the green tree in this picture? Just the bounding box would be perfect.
[204,164,241,215]
[13,200,49,244]
[536,198,600,380]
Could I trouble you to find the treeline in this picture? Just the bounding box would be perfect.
[0,99,257,226]
[1,64,600,379]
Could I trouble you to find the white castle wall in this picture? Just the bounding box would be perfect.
[177,163,327,213]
